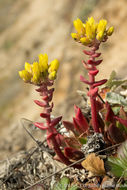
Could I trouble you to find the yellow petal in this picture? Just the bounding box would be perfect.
[32,62,40,83]
[96,31,104,41]
[73,18,85,35]
[71,33,80,40]
[25,62,32,73]
[19,70,32,82]
[32,74,40,84]
[80,37,91,45]
[85,17,96,40]
[48,71,57,80]
[107,26,114,36]
[97,19,107,34]
[87,17,95,25]
[48,59,59,73]
[38,53,48,72]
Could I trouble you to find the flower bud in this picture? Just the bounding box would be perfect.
[25,62,32,73]
[107,26,114,36]
[49,71,57,80]
[48,59,59,73]
[19,70,32,82]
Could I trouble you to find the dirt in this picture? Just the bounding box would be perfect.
[0,0,127,166]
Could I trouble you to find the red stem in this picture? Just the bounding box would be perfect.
[83,44,103,133]
[36,82,81,168]
[42,83,71,165]
[89,66,99,133]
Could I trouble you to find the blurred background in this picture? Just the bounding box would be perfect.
[0,0,127,160]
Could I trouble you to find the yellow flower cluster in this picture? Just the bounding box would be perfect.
[71,17,114,46]
[19,54,59,85]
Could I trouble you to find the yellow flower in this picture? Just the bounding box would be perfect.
[97,19,107,33]
[71,17,114,45]
[80,37,91,45]
[32,62,41,84]
[19,53,59,85]
[19,70,32,82]
[38,53,48,72]
[85,17,97,40]
[71,33,80,40]
[48,59,59,73]
[73,18,85,35]
[107,26,114,36]
[96,19,107,40]
[48,71,57,80]
[96,31,104,41]
[25,62,32,73]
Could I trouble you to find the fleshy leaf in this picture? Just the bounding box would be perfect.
[106,92,127,106]
[115,116,127,128]
[108,143,127,178]
[63,121,77,135]
[74,106,89,132]
[65,137,81,149]
[64,147,84,160]
[105,70,116,88]
[105,71,127,90]
[108,124,125,143]
[52,177,70,190]
[78,137,87,144]
[69,185,81,190]
[105,102,115,123]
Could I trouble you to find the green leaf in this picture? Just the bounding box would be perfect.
[105,70,116,88]
[119,181,127,190]
[112,106,120,115]
[108,143,127,178]
[78,137,87,144]
[108,157,124,177]
[117,121,127,134]
[106,92,127,106]
[69,185,81,190]
[52,177,70,190]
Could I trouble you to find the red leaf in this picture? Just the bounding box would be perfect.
[64,147,84,160]
[73,117,87,134]
[108,124,125,143]
[62,121,76,135]
[119,107,127,120]
[80,75,92,85]
[34,100,47,107]
[114,116,127,128]
[88,59,102,65]
[89,69,99,76]
[93,79,107,87]
[105,102,114,123]
[74,106,89,133]
[34,122,48,130]
[40,113,50,118]
[65,137,81,149]
[87,87,98,97]
[92,52,101,58]
[83,49,93,55]
[50,116,62,127]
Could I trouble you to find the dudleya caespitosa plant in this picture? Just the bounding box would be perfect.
[20,17,127,169]
[71,17,114,133]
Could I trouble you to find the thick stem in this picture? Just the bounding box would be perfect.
[38,82,81,167]
[89,68,99,133]
[83,44,101,133]
[45,110,72,165]
[90,97,99,132]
